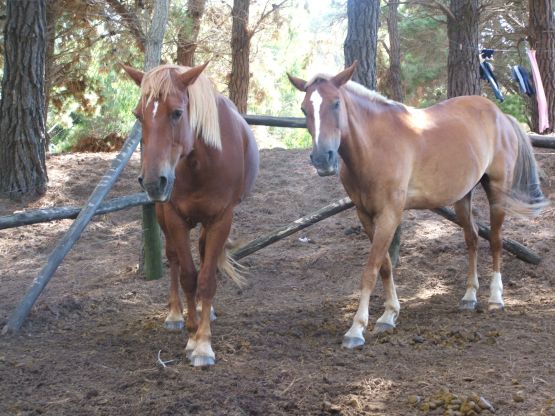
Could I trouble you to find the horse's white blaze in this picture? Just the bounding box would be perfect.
[489,272,504,305]
[152,100,159,119]
[310,90,323,145]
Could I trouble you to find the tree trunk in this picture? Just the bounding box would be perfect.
[0,0,48,200]
[44,0,59,149]
[447,0,481,98]
[177,0,206,67]
[528,0,555,133]
[386,0,403,102]
[229,0,250,114]
[344,0,380,90]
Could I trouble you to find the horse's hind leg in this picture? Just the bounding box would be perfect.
[483,180,506,311]
[454,192,480,310]
[373,252,400,333]
[197,226,217,322]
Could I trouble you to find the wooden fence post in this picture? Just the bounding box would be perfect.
[140,0,170,280]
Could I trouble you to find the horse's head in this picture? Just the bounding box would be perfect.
[122,62,210,202]
[288,62,357,176]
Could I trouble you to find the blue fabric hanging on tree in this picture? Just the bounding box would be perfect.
[480,49,504,102]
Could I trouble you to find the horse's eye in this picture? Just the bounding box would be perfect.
[332,100,340,110]
[171,109,183,120]
[133,111,142,121]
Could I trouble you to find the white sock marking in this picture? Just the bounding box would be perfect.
[310,90,322,145]
[489,272,504,305]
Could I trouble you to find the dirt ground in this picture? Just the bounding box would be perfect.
[0,144,554,415]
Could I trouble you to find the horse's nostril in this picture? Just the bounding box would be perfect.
[159,175,168,190]
[327,151,334,163]
[138,176,144,187]
[310,153,314,162]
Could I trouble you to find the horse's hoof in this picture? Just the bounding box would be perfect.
[164,320,184,331]
[342,336,365,349]
[488,302,504,312]
[373,322,395,334]
[190,355,215,367]
[459,300,478,311]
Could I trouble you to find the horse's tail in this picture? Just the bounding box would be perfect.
[217,238,247,287]
[505,115,549,217]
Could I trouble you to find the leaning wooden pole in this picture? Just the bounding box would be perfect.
[2,124,142,334]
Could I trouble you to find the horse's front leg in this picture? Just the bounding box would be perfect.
[343,210,401,348]
[157,205,190,331]
[189,210,233,367]
[160,208,199,351]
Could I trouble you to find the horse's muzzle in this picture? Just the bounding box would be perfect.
[138,174,174,202]
[310,150,339,177]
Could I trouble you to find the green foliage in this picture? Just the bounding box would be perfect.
[48,48,138,153]
[399,7,448,106]
[497,94,528,124]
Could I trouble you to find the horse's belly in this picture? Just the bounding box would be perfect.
[405,189,468,209]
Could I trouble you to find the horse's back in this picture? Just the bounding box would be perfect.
[402,96,515,208]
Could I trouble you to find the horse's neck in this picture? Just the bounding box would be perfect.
[339,91,384,165]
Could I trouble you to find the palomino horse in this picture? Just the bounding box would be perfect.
[123,63,259,366]
[288,62,547,349]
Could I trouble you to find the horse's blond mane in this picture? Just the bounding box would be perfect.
[307,73,398,106]
[140,64,221,150]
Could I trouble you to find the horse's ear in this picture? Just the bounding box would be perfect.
[287,73,307,92]
[331,61,357,88]
[178,61,209,88]
[121,64,144,86]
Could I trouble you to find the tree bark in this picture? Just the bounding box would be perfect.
[177,0,206,66]
[229,0,250,114]
[0,0,48,200]
[528,0,555,133]
[447,0,481,98]
[344,0,380,90]
[386,0,403,102]
[44,0,59,149]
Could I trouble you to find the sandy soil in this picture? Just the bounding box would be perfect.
[0,146,554,415]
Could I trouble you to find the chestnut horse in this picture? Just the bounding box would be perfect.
[123,63,259,366]
[288,62,547,349]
